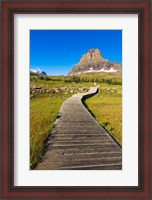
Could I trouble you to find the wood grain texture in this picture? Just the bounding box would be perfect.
[35,87,122,170]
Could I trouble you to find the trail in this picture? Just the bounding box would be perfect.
[35,87,122,170]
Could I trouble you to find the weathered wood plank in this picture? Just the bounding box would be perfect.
[35,87,122,170]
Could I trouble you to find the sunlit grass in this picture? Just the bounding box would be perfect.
[30,93,71,169]
[30,76,122,169]
[85,84,122,146]
[30,79,91,169]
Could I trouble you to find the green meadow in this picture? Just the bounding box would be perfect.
[85,84,122,146]
[30,73,122,169]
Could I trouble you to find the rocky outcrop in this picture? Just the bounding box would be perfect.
[68,48,121,75]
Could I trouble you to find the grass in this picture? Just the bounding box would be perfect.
[30,93,71,169]
[77,71,121,80]
[31,72,122,85]
[85,84,122,146]
[77,72,122,84]
[30,74,122,169]
[30,78,90,169]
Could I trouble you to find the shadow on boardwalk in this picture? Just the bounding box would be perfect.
[35,87,122,170]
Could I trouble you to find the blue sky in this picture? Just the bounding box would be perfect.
[30,30,122,75]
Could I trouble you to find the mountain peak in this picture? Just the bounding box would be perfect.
[68,48,121,75]
[87,48,101,54]
[79,48,103,64]
[30,68,47,76]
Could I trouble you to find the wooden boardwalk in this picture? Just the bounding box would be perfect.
[35,87,122,170]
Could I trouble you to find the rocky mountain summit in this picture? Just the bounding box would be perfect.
[68,48,122,75]
[30,69,47,76]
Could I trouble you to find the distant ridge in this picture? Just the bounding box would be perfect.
[30,69,47,76]
[68,48,122,75]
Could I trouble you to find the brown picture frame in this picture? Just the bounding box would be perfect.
[1,0,151,199]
